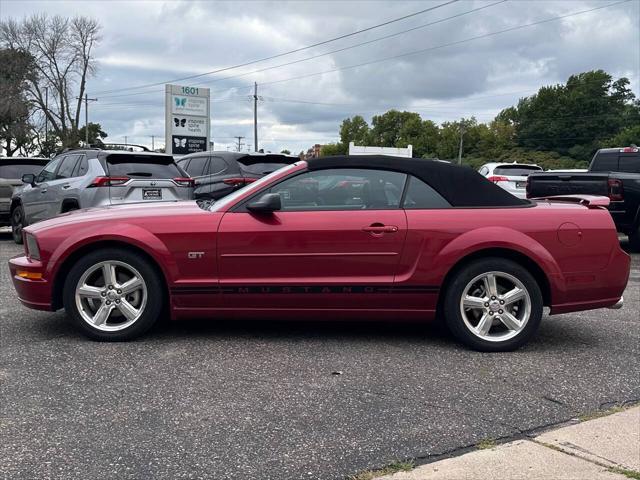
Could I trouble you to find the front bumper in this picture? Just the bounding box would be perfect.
[8,255,53,311]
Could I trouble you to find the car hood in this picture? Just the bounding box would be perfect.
[27,201,209,233]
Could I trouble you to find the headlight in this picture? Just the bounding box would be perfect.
[25,233,41,261]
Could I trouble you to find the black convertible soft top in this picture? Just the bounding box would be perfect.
[306,155,528,207]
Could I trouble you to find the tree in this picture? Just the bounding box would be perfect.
[280,149,291,155]
[0,14,101,150]
[503,70,639,161]
[320,143,346,156]
[0,48,36,155]
[339,115,370,145]
[603,124,640,148]
[78,122,107,146]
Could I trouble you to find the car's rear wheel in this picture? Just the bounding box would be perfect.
[63,248,164,341]
[10,205,25,244]
[443,257,543,352]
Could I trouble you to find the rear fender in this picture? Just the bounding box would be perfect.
[432,226,562,286]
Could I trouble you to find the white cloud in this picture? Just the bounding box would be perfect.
[2,0,638,153]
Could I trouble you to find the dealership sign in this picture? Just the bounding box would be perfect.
[165,84,210,156]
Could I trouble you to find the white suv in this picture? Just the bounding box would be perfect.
[478,162,543,199]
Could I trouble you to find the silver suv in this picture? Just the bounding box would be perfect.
[478,162,543,199]
[10,148,192,243]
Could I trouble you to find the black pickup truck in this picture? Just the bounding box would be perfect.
[527,146,640,251]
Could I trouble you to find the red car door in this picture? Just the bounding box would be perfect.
[216,168,409,311]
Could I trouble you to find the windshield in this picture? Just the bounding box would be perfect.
[209,163,301,212]
[493,165,542,176]
[240,162,290,175]
[106,154,183,178]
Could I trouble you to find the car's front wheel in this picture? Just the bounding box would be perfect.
[10,205,26,244]
[443,258,543,352]
[63,248,164,341]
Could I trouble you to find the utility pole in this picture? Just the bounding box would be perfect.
[234,136,245,152]
[44,87,49,149]
[78,93,98,145]
[151,135,155,151]
[253,82,258,152]
[124,136,128,147]
[457,123,465,165]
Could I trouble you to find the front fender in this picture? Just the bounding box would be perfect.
[46,222,177,285]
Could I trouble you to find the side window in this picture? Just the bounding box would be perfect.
[618,154,640,174]
[186,156,209,177]
[71,155,88,177]
[177,159,191,174]
[402,176,451,209]
[37,157,63,182]
[56,154,81,179]
[209,156,228,175]
[269,168,407,211]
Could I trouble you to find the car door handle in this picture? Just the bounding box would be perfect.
[62,184,71,189]
[40,189,47,194]
[362,224,398,234]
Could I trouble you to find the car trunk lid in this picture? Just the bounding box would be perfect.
[102,153,192,204]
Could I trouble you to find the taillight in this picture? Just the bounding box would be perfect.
[88,176,130,187]
[487,175,509,183]
[608,179,624,201]
[223,177,247,186]
[173,177,194,187]
[620,147,639,153]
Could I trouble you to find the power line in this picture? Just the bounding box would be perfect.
[190,0,507,89]
[96,84,255,100]
[248,0,632,90]
[93,1,631,104]
[91,0,460,95]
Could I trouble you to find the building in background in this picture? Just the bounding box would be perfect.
[304,144,323,160]
[348,142,413,157]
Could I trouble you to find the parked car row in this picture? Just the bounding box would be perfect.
[8,154,629,351]
[2,149,298,244]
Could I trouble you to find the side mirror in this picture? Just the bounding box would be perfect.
[22,173,36,185]
[246,193,281,213]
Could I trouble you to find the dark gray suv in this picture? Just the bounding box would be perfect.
[177,151,298,201]
[10,148,192,243]
[1,157,49,229]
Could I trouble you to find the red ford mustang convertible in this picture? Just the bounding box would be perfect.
[8,156,630,351]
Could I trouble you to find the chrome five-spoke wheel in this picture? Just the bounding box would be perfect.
[75,260,147,332]
[460,271,531,342]
[443,257,542,351]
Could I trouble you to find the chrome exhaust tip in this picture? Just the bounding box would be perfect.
[608,296,624,310]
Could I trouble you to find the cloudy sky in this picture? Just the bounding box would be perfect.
[1,0,638,154]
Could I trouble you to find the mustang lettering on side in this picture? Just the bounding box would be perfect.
[8,156,630,351]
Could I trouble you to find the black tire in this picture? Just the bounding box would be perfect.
[442,257,543,352]
[629,228,640,253]
[62,248,164,341]
[61,201,79,214]
[10,204,26,244]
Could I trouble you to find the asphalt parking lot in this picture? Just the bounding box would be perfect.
[1,233,638,480]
